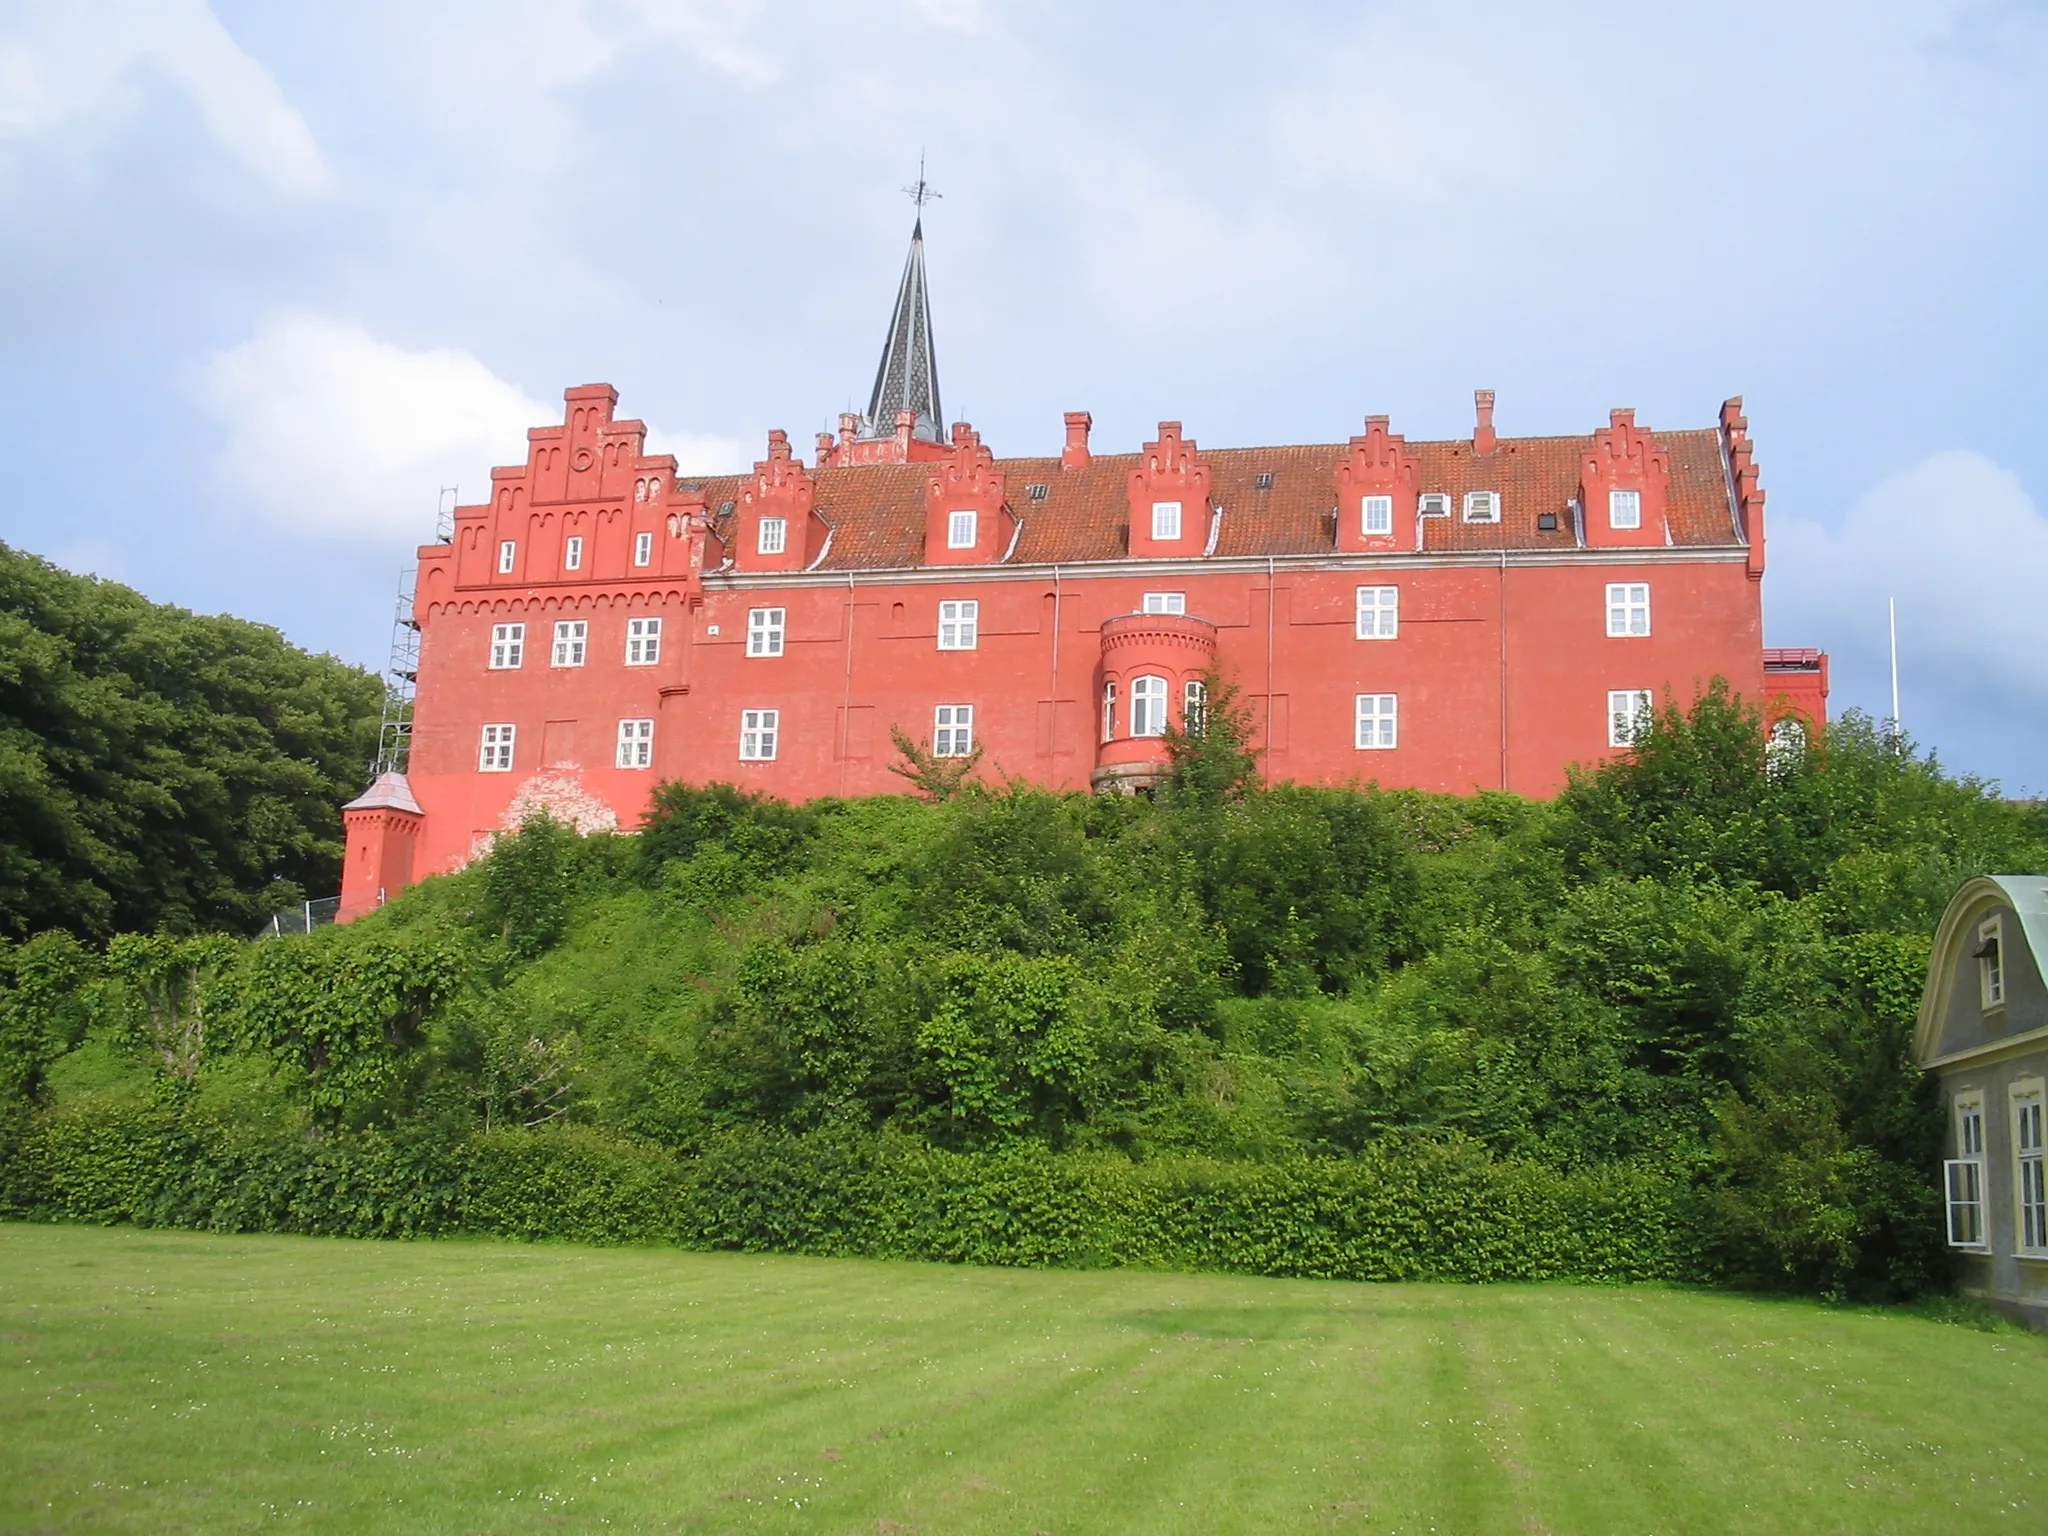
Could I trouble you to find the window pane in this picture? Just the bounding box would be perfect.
[1151,501,1182,540]
[1363,495,1393,535]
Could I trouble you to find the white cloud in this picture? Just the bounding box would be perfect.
[197,313,748,544]
[1768,450,2048,738]
[0,0,329,195]
[197,313,555,542]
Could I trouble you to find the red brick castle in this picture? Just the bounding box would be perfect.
[339,219,1828,918]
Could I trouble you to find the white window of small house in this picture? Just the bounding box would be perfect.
[1130,675,1167,737]
[551,620,586,667]
[626,617,661,666]
[1609,489,1642,530]
[1979,918,2006,1009]
[1418,492,1451,518]
[1102,680,1117,743]
[739,709,779,761]
[1463,491,1499,523]
[947,510,977,549]
[1362,495,1394,536]
[1151,500,1182,541]
[478,723,515,772]
[616,718,653,769]
[933,704,974,757]
[1608,689,1653,748]
[498,540,517,574]
[489,623,524,669]
[564,535,584,571]
[1142,592,1186,615]
[1606,583,1651,637]
[634,530,654,567]
[1356,586,1398,640]
[938,599,978,651]
[747,608,784,658]
[1355,693,1397,749]
[1184,679,1207,735]
[1947,1093,1987,1249]
[2017,1085,2048,1254]
[758,516,787,556]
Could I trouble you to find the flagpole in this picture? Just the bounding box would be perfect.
[1888,596,1901,737]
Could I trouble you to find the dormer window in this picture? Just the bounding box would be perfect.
[1151,501,1182,541]
[1362,495,1393,536]
[948,509,977,549]
[498,540,516,574]
[1609,489,1641,530]
[1418,493,1451,517]
[564,535,583,571]
[758,517,787,556]
[1978,918,2006,1009]
[1463,491,1500,523]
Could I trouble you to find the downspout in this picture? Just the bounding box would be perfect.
[840,570,856,794]
[1050,565,1062,772]
[1498,548,1509,791]
[1266,554,1277,774]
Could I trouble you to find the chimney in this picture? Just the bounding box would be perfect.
[765,428,792,462]
[815,430,835,466]
[1473,390,1497,455]
[1611,407,1636,429]
[1062,410,1093,469]
[894,409,916,458]
[840,411,861,443]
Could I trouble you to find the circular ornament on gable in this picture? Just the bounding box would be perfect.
[571,447,595,472]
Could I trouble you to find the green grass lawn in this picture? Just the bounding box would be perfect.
[0,1224,2039,1535]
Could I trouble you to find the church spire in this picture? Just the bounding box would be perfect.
[862,173,944,445]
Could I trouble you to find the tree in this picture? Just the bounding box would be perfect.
[887,724,985,801]
[0,542,384,940]
[104,932,241,1085]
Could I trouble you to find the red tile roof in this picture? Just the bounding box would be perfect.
[691,428,1739,571]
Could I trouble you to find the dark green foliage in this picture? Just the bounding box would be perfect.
[9,678,2045,1302]
[0,541,383,941]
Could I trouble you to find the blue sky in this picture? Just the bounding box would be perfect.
[2,0,2043,791]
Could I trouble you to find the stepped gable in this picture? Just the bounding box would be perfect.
[698,425,1739,574]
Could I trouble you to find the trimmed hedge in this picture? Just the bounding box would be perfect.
[4,1102,1699,1285]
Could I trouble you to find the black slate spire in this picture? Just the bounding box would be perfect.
[862,216,944,445]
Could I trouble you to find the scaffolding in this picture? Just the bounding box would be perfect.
[368,488,458,779]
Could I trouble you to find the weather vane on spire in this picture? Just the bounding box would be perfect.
[903,152,941,215]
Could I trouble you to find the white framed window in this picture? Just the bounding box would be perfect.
[1142,592,1187,615]
[1978,918,2006,1009]
[634,530,654,567]
[564,534,584,571]
[1418,492,1451,518]
[1606,583,1651,637]
[1355,693,1397,749]
[747,607,785,658]
[1463,491,1499,523]
[1151,500,1182,541]
[938,599,979,651]
[551,620,587,667]
[616,718,653,769]
[1102,681,1116,743]
[488,623,525,669]
[758,517,787,556]
[1355,586,1398,640]
[626,617,662,666]
[1947,1093,1987,1249]
[1609,489,1642,530]
[934,704,974,757]
[478,723,516,772]
[1608,689,1653,748]
[1362,495,1393,536]
[1184,679,1207,735]
[498,540,517,574]
[1130,675,1168,737]
[740,709,779,761]
[2017,1084,2047,1254]
[947,509,977,549]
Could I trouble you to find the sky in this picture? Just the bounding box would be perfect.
[1,0,2043,791]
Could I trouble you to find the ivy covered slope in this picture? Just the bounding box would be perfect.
[6,681,2046,1298]
[0,542,384,938]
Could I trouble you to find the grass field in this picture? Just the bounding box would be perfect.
[0,1225,2040,1535]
